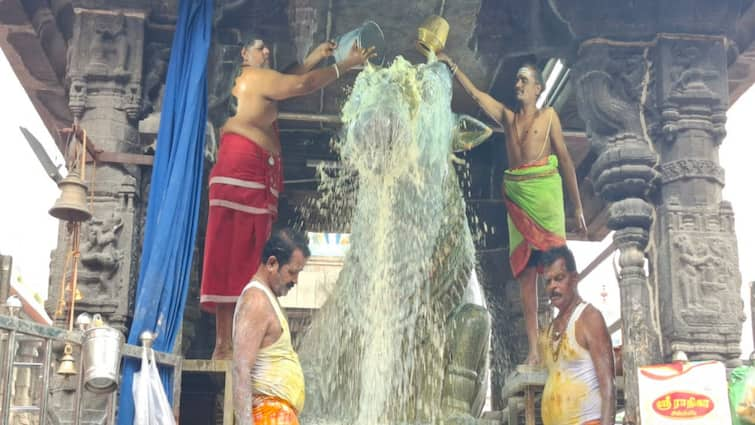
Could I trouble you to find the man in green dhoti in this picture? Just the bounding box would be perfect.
[439,55,586,366]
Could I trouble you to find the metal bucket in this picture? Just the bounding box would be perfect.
[82,322,123,393]
[333,20,385,67]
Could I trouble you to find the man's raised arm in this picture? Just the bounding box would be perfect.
[285,41,335,75]
[437,53,513,127]
[256,44,375,101]
[232,291,269,425]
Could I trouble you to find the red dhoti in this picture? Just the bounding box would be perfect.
[200,132,283,312]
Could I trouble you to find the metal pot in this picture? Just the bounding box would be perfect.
[333,20,385,67]
[416,15,449,58]
[82,315,123,393]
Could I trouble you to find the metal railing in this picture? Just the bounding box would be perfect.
[0,314,182,425]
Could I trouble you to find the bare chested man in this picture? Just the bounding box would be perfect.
[201,34,375,359]
[232,228,311,425]
[540,246,615,425]
[438,53,586,366]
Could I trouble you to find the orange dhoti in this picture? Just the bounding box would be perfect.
[252,395,299,425]
[199,132,283,312]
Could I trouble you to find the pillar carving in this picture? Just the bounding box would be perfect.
[655,35,744,363]
[46,6,147,424]
[575,42,662,425]
[48,6,146,334]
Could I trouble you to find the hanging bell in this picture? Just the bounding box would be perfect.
[49,171,91,222]
[57,343,77,376]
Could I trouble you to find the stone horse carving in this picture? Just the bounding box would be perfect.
[298,58,492,425]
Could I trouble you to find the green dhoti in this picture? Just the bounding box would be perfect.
[503,155,566,278]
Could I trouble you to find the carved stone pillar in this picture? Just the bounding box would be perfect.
[654,34,744,363]
[575,42,663,424]
[46,5,148,424]
[48,6,146,334]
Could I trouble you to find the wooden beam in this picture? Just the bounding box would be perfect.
[96,151,154,166]
[577,241,617,283]
[58,127,154,166]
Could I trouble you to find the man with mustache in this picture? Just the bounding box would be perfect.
[232,228,311,425]
[540,246,615,425]
[437,54,586,366]
[200,33,375,359]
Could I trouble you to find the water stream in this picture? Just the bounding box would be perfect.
[299,56,480,425]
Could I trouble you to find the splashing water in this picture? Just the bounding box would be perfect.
[298,56,479,425]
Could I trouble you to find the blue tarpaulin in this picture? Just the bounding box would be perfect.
[116,0,212,423]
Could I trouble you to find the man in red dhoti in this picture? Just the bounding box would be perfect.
[200,33,375,359]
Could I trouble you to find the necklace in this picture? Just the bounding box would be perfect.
[548,323,565,362]
[547,300,582,361]
[513,110,540,145]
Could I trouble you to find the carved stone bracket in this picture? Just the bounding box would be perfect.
[123,82,141,121]
[139,43,171,120]
[575,44,649,145]
[656,36,728,144]
[67,8,145,122]
[68,76,88,119]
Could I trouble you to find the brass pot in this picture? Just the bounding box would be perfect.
[416,15,449,58]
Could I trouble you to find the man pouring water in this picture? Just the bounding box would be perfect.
[200,33,375,360]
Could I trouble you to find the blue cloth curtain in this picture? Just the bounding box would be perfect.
[116,0,212,423]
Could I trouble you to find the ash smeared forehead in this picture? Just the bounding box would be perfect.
[516,65,544,86]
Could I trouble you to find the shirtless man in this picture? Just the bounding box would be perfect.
[201,34,375,359]
[232,229,311,425]
[438,53,585,366]
[540,246,615,425]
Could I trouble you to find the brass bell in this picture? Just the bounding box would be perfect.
[57,343,77,376]
[416,15,449,58]
[49,171,91,222]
